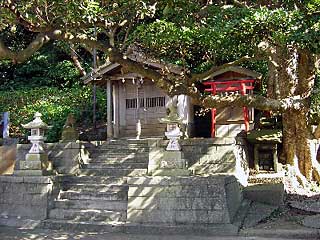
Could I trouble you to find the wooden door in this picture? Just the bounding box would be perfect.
[124,80,167,137]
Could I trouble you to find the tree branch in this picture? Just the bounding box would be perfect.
[2,1,49,32]
[46,30,112,53]
[197,93,308,112]
[0,33,50,63]
[0,28,113,64]
[70,44,86,76]
[109,49,175,93]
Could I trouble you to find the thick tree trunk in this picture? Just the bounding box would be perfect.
[282,109,320,185]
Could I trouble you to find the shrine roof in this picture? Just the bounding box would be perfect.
[202,66,262,82]
[82,51,183,85]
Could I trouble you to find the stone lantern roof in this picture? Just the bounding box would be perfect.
[22,112,50,129]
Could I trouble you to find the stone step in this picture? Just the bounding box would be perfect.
[59,189,127,201]
[124,129,163,136]
[248,172,284,185]
[41,219,126,232]
[89,151,149,158]
[49,208,126,222]
[107,140,149,145]
[41,220,239,235]
[91,145,149,150]
[88,156,148,164]
[89,156,148,163]
[61,183,128,192]
[89,149,149,156]
[56,175,126,185]
[83,163,148,169]
[54,199,127,211]
[79,168,148,177]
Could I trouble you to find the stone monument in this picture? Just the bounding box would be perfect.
[61,113,79,142]
[15,112,52,176]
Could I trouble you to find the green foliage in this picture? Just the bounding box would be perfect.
[0,86,106,142]
[0,41,82,90]
[133,5,261,70]
[133,3,320,70]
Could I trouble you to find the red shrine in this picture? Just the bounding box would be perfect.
[202,67,260,138]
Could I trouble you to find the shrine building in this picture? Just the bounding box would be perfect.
[83,54,261,139]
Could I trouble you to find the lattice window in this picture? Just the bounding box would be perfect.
[126,99,137,109]
[146,97,165,108]
[126,97,165,109]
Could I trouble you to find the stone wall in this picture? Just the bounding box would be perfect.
[0,176,53,220]
[127,175,242,225]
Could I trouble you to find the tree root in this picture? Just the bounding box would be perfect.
[311,153,320,183]
[292,157,311,188]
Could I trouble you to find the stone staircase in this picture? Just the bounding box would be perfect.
[42,139,150,231]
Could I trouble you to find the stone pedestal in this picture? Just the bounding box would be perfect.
[15,153,52,176]
[152,151,190,176]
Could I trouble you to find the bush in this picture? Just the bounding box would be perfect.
[0,86,106,142]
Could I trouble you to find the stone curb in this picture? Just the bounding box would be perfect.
[240,228,320,239]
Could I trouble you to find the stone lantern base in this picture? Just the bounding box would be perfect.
[15,153,52,176]
[149,147,190,176]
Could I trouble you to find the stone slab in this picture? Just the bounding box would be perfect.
[19,161,42,170]
[243,183,284,206]
[14,170,43,176]
[159,151,185,169]
[151,169,190,176]
[302,214,320,229]
[242,201,278,228]
[39,220,240,236]
[25,153,48,162]
[125,223,239,236]
[0,216,41,229]
[289,200,320,214]
[127,175,235,186]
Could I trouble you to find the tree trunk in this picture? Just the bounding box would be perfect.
[282,109,320,185]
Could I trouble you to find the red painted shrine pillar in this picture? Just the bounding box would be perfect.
[211,84,217,138]
[211,108,216,138]
[240,83,250,132]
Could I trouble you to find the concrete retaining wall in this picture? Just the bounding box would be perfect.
[127,175,242,225]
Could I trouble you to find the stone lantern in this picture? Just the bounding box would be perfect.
[150,96,189,176]
[15,112,52,176]
[159,98,183,151]
[22,112,49,154]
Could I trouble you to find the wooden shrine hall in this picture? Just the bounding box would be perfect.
[83,54,261,139]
